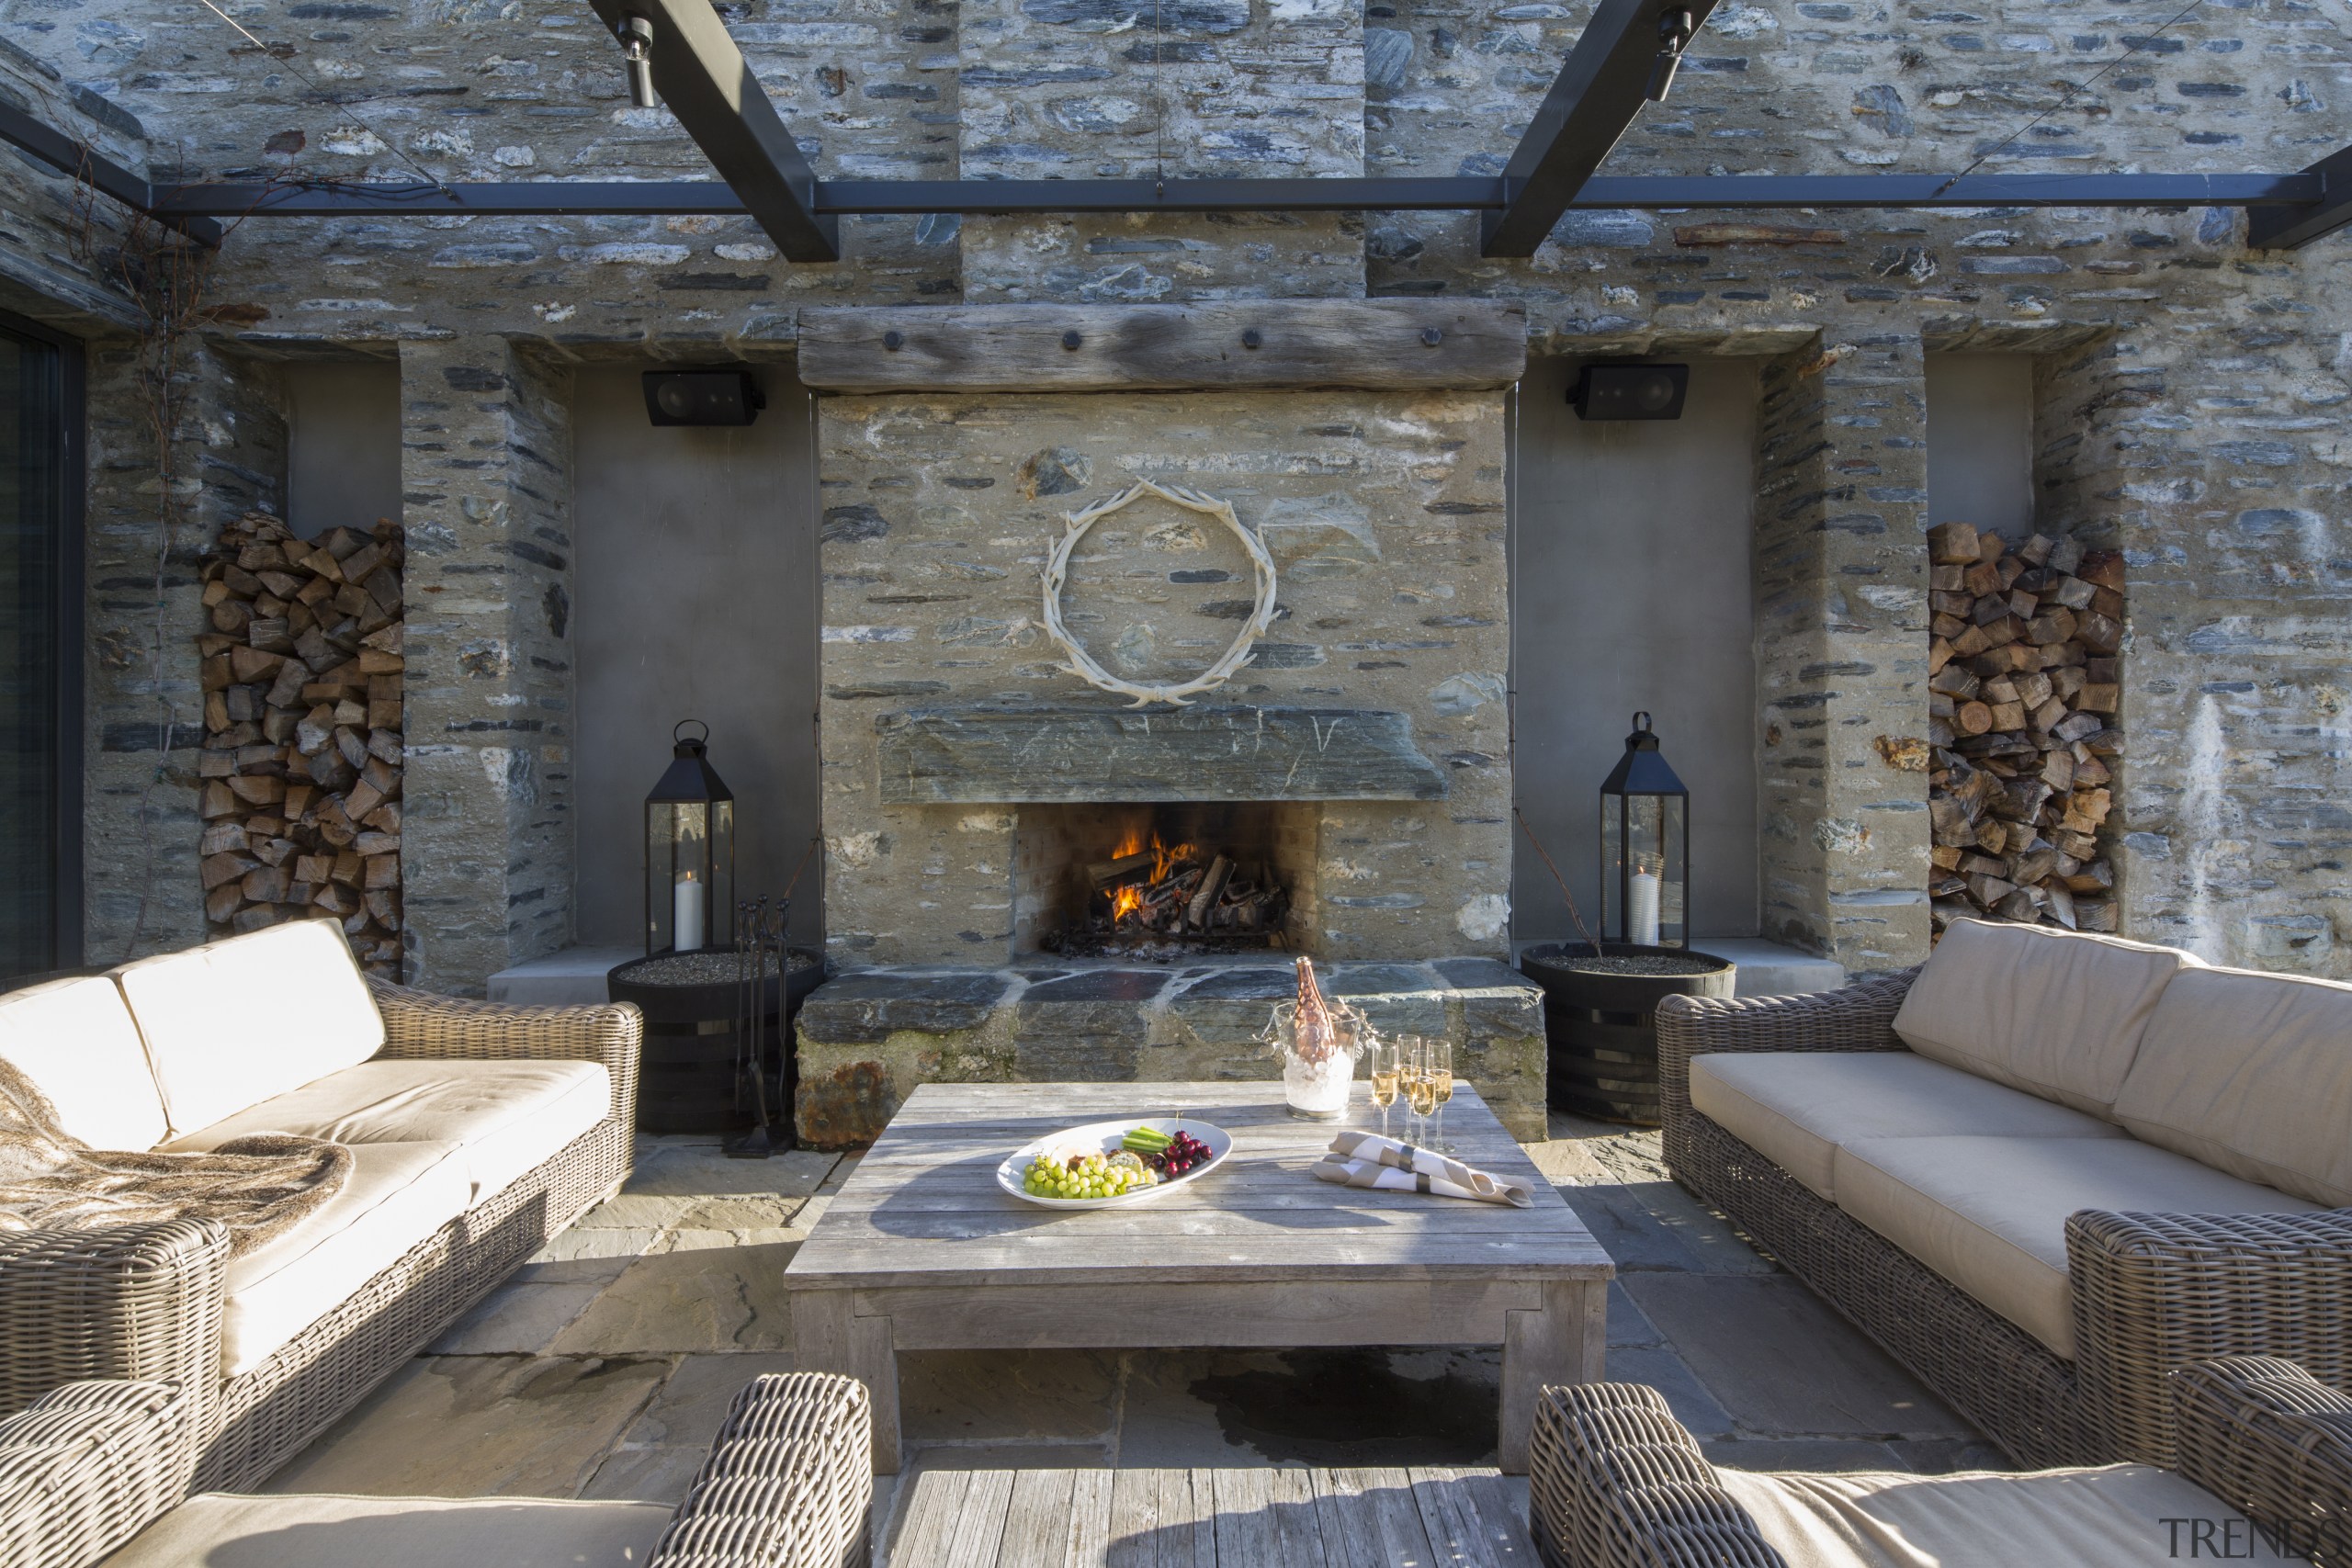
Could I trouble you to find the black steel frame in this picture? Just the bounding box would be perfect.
[0,0,2345,254]
[0,308,86,976]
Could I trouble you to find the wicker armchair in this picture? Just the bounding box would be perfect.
[0,1382,190,1568]
[1657,975,2352,1470]
[0,983,641,1504]
[7,1371,869,1568]
[1529,1359,2352,1568]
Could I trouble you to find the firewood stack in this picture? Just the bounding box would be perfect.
[1926,522,2122,937]
[1086,849,1290,937]
[196,510,403,974]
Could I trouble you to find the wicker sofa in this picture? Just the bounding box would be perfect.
[0,919,641,1498]
[6,1371,868,1568]
[1657,917,2352,1470]
[1530,1357,2351,1568]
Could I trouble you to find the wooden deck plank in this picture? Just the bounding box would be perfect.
[1456,1472,1539,1566]
[1267,1468,1330,1568]
[1208,1468,1277,1565]
[1407,1467,1520,1568]
[1311,1469,1394,1566]
[997,1470,1077,1568]
[1159,1469,1211,1568]
[1106,1468,1163,1568]
[1067,1470,1116,1568]
[944,1470,1019,1568]
[893,1469,974,1562]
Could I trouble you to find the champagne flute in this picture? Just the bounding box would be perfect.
[1429,1039,1455,1154]
[1405,1056,1439,1143]
[1369,1041,1400,1141]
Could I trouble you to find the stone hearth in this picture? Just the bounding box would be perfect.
[794,957,1545,1146]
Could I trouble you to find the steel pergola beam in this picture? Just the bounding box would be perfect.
[580,0,837,262]
[1480,0,1721,259]
[2246,143,2352,249]
[0,100,221,247]
[142,172,2324,220]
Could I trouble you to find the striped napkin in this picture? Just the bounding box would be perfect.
[1310,1130,1532,1208]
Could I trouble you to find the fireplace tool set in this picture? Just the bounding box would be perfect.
[726,895,792,1160]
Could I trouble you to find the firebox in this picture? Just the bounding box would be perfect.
[1012,801,1322,957]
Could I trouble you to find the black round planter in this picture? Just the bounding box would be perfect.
[1520,942,1736,1126]
[607,948,827,1134]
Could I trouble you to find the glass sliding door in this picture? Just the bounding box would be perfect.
[0,312,84,982]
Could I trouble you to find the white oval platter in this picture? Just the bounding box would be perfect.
[996,1116,1235,1210]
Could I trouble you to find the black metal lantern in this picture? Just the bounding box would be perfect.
[644,720,735,955]
[1599,712,1690,950]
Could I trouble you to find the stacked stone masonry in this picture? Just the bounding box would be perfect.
[794,956,1548,1145]
[0,0,2341,1006]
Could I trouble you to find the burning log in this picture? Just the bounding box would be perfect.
[1926,524,2120,938]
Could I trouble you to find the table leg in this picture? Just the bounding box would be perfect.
[792,1288,902,1474]
[1498,1279,1606,1473]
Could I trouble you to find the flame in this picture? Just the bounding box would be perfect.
[1102,831,1199,928]
[1152,835,1194,882]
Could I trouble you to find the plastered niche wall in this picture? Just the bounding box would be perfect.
[816,387,1512,966]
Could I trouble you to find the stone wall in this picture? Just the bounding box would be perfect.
[818,386,1512,966]
[0,0,2349,987]
[396,338,578,992]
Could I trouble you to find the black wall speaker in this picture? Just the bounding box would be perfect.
[1569,363,1690,422]
[642,369,765,426]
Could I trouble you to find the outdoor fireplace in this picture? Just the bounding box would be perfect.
[1013,800,1317,957]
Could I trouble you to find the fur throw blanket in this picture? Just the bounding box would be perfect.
[0,1055,351,1258]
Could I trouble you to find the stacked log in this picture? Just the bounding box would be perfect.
[196,511,403,974]
[1926,522,2122,937]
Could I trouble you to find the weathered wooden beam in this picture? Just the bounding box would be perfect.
[2246,143,2352,249]
[798,300,1528,393]
[1480,0,1722,258]
[580,0,837,262]
[874,707,1450,805]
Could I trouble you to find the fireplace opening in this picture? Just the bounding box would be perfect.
[1013,801,1318,959]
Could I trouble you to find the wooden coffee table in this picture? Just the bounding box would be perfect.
[784,1081,1613,1473]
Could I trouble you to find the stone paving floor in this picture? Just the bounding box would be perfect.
[266,1112,2010,1556]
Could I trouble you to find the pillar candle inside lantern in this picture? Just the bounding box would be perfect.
[675,871,704,952]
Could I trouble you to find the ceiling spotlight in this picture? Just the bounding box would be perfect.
[617,15,657,109]
[1646,8,1694,102]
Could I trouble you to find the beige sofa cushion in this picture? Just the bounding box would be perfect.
[1690,1053,2125,1201]
[1834,1134,2318,1359]
[2116,964,2352,1207]
[166,1059,611,1205]
[100,1493,673,1568]
[1714,1462,2304,1568]
[220,1140,470,1377]
[0,975,166,1150]
[1891,918,2201,1117]
[114,919,385,1135]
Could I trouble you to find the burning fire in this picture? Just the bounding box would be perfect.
[1105,829,1196,925]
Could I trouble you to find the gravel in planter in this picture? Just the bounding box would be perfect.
[617,950,823,987]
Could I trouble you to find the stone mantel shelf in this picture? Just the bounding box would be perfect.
[874,705,1449,805]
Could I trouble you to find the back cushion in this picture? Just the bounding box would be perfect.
[1893,919,2201,1117]
[114,919,384,1135]
[0,975,168,1150]
[2115,965,2352,1206]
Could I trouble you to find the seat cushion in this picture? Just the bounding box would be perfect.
[1713,1461,2304,1568]
[220,1140,470,1377]
[0,975,167,1150]
[164,1058,612,1206]
[1833,1135,2321,1359]
[2116,964,2352,1206]
[114,919,385,1136]
[1690,1052,2126,1201]
[1892,918,2201,1117]
[99,1492,673,1568]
